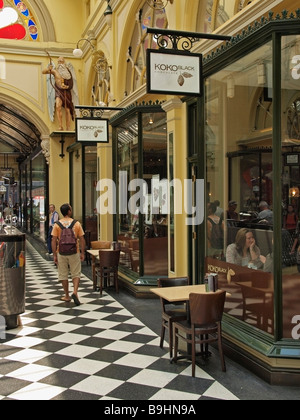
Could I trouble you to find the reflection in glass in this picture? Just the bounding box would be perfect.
[117,114,140,273]
[143,112,168,276]
[205,41,274,335]
[31,153,46,241]
[116,111,168,277]
[84,146,97,242]
[282,35,300,339]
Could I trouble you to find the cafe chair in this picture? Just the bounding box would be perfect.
[239,283,274,334]
[173,290,226,377]
[95,250,120,296]
[157,277,189,359]
[91,241,112,250]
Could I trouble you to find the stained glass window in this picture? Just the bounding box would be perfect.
[0,0,38,41]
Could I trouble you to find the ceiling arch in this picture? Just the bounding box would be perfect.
[0,104,41,157]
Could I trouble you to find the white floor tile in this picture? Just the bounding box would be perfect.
[41,314,75,323]
[78,311,114,320]
[6,349,51,364]
[52,333,90,345]
[63,359,109,375]
[71,375,123,396]
[93,329,131,340]
[7,364,58,382]
[115,353,158,369]
[180,365,215,381]
[56,344,98,358]
[203,382,240,400]
[85,320,120,330]
[10,382,66,401]
[150,388,200,401]
[14,327,43,337]
[39,306,71,314]
[5,336,45,349]
[102,340,144,354]
[128,369,177,388]
[46,323,83,333]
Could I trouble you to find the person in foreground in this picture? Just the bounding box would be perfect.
[51,203,85,305]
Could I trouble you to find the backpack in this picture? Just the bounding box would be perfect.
[56,220,78,255]
[208,217,223,249]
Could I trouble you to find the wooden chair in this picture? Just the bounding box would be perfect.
[173,290,226,376]
[239,283,274,334]
[157,277,189,359]
[91,241,111,250]
[95,250,120,296]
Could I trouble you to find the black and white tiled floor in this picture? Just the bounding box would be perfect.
[0,244,241,401]
[2,243,300,401]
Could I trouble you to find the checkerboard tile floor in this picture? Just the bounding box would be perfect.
[0,244,239,401]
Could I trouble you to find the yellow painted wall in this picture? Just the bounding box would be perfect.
[42,0,84,43]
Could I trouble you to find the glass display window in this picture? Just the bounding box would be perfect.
[205,40,275,335]
[114,107,168,280]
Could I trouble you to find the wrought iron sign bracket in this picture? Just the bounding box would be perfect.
[147,28,232,52]
[75,106,124,119]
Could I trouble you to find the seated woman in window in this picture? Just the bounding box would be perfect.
[226,228,263,269]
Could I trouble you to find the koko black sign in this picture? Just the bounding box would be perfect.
[147,49,203,97]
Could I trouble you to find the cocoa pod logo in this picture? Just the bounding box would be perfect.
[94,129,103,138]
[177,72,193,87]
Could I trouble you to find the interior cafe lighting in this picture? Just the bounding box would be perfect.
[289,187,300,198]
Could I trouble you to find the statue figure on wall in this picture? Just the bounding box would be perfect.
[43,56,79,131]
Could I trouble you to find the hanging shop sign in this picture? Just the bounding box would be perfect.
[76,118,109,143]
[147,49,203,97]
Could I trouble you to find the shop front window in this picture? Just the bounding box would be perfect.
[84,146,98,242]
[71,147,83,224]
[31,152,46,241]
[205,41,275,335]
[116,109,168,278]
[143,112,168,276]
[281,35,300,340]
[117,113,140,272]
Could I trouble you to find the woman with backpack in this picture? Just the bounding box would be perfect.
[51,203,85,305]
[207,202,224,259]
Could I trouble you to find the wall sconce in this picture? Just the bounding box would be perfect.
[73,38,95,58]
[289,187,300,198]
[146,0,174,10]
[257,63,266,86]
[104,0,113,29]
[227,76,235,99]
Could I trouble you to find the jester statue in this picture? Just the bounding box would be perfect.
[43,56,79,131]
